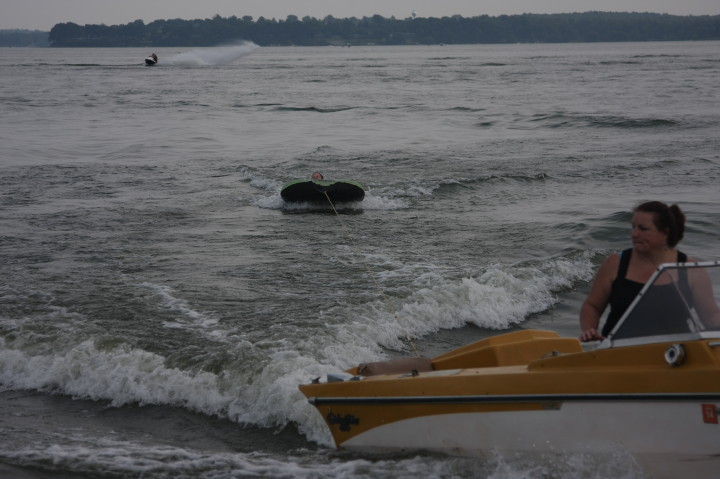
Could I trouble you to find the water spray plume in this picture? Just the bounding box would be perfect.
[165,41,259,66]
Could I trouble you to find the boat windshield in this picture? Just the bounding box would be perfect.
[608,261,720,342]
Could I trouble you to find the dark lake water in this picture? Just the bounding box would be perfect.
[1,41,719,478]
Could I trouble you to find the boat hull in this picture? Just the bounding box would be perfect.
[300,330,720,477]
[334,400,720,476]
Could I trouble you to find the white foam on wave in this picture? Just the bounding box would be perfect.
[165,42,259,66]
[0,334,336,446]
[254,192,408,211]
[360,193,409,210]
[393,256,596,334]
[370,181,441,200]
[235,166,261,183]
[0,254,596,449]
[308,253,597,362]
[255,194,286,209]
[398,183,437,197]
[204,255,592,444]
[0,338,229,411]
[0,433,643,479]
[248,177,283,193]
[141,282,219,331]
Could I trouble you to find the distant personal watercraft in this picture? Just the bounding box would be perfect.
[145,53,158,66]
[280,179,365,204]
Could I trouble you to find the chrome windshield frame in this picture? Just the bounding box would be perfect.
[599,260,720,349]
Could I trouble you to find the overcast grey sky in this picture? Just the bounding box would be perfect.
[2,0,719,31]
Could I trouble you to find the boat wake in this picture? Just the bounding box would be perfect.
[165,42,259,66]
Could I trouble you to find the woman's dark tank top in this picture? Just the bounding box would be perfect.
[601,248,687,337]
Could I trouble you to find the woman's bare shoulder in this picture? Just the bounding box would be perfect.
[596,252,621,280]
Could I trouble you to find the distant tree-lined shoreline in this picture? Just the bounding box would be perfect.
[3,12,719,48]
[0,29,50,47]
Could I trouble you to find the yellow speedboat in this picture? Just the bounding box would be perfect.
[300,261,720,478]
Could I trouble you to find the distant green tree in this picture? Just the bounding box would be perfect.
[0,29,49,47]
[46,12,720,47]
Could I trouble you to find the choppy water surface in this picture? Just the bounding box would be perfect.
[1,41,719,478]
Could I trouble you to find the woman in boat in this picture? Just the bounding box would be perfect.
[579,201,692,341]
[310,172,324,180]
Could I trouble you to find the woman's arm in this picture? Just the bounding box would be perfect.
[579,254,618,342]
[688,267,720,329]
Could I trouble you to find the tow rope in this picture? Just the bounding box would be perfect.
[323,191,420,356]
